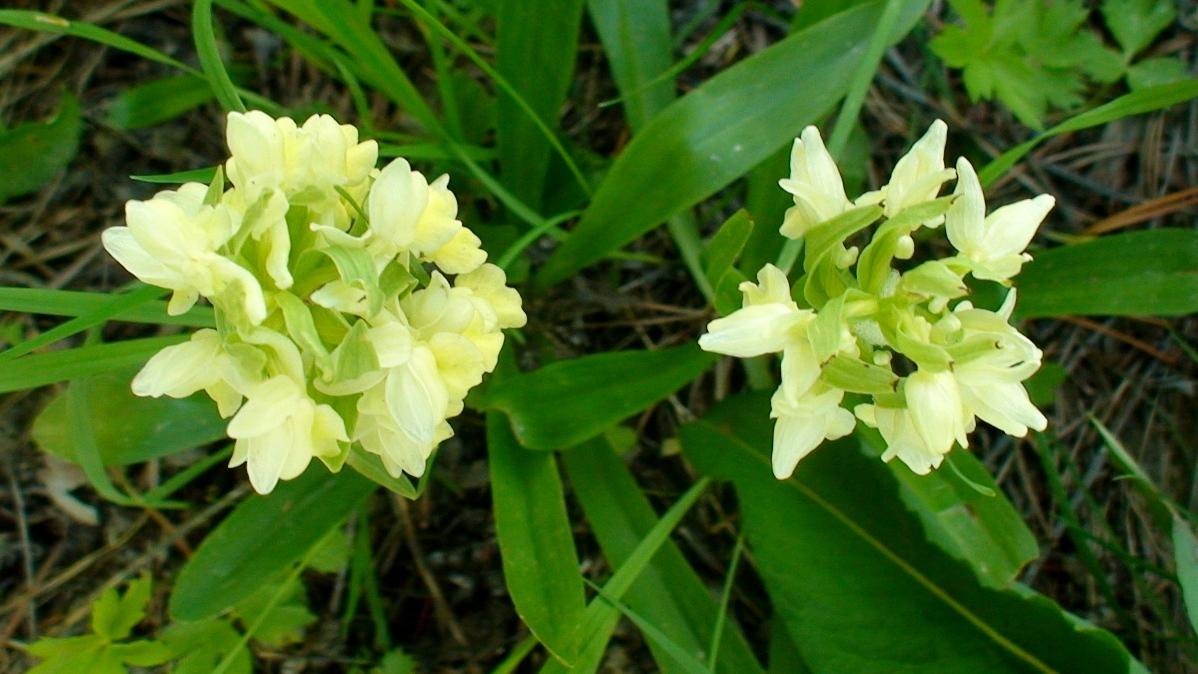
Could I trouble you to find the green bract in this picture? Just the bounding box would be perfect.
[699,121,1051,479]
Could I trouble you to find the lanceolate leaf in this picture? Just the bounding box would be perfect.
[682,392,1137,674]
[587,0,674,132]
[0,90,81,203]
[483,343,716,450]
[33,367,226,466]
[533,0,929,290]
[562,439,765,674]
[488,412,586,665]
[1016,229,1198,318]
[171,467,375,622]
[495,0,585,211]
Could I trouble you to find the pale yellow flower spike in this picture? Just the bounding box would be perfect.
[699,121,1051,479]
[103,111,524,494]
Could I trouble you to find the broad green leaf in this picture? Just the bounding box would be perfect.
[170,466,376,621]
[0,91,81,203]
[979,80,1198,185]
[163,618,252,674]
[1172,516,1198,636]
[1016,229,1198,318]
[483,343,716,449]
[587,0,674,131]
[742,147,793,274]
[534,0,929,290]
[682,392,1136,673]
[873,435,1039,588]
[231,578,316,646]
[0,287,215,327]
[540,474,711,674]
[767,618,813,673]
[495,0,585,211]
[0,334,188,393]
[488,411,586,665]
[562,439,765,674]
[107,75,215,129]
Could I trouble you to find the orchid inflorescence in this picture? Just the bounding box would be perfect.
[699,121,1051,479]
[103,111,525,494]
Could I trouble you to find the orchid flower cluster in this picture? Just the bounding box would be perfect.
[102,111,525,494]
[699,121,1051,479]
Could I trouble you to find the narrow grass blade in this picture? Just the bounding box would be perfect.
[979,80,1198,185]
[0,287,214,327]
[0,285,164,362]
[193,0,246,113]
[0,10,197,74]
[562,441,763,674]
[0,334,189,393]
[540,474,711,674]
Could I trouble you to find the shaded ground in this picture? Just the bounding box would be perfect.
[2,0,1198,672]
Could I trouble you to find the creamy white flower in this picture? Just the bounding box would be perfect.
[455,264,527,330]
[877,120,956,219]
[946,158,1054,283]
[227,376,348,494]
[856,404,945,475]
[905,369,971,456]
[778,126,852,239]
[367,158,429,259]
[225,111,377,205]
[131,329,265,418]
[699,265,808,358]
[102,186,267,323]
[770,384,855,479]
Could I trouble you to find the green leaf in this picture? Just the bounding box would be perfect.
[742,148,793,275]
[163,618,252,674]
[0,287,214,327]
[344,444,423,498]
[820,355,898,394]
[484,343,716,449]
[0,10,195,73]
[587,0,675,131]
[978,80,1198,185]
[0,91,81,203]
[562,439,765,674]
[1101,0,1175,58]
[682,392,1136,673]
[130,166,220,184]
[1016,229,1198,318]
[534,0,929,289]
[495,0,586,211]
[701,210,755,291]
[91,575,153,641]
[27,635,108,674]
[1126,56,1189,91]
[107,75,216,129]
[231,577,317,646]
[170,466,376,621]
[0,284,165,363]
[0,334,189,393]
[539,474,711,674]
[1172,516,1198,636]
[193,0,246,113]
[488,411,586,665]
[874,435,1039,589]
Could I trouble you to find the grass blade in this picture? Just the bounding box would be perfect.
[0,287,214,327]
[193,0,246,113]
[0,335,189,393]
[0,285,165,362]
